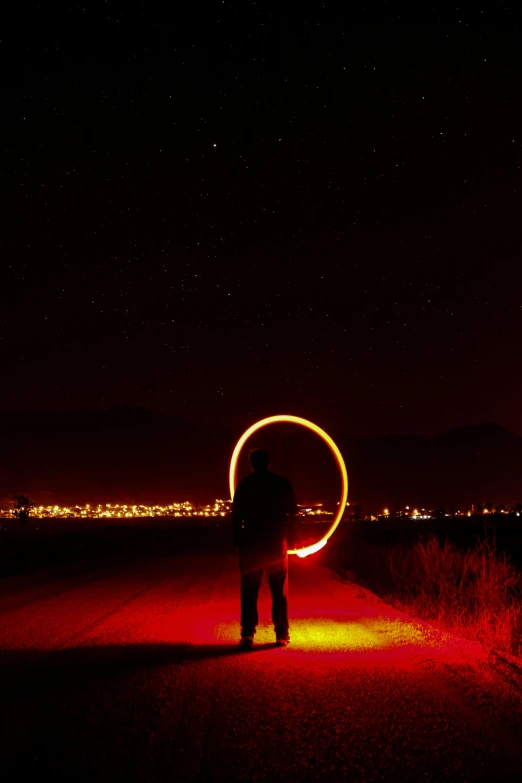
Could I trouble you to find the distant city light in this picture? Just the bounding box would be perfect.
[0,500,336,521]
[0,500,231,520]
[2,500,520,523]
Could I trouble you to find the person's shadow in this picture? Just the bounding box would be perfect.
[0,642,277,706]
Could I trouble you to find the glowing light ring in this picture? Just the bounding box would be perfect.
[229,415,348,558]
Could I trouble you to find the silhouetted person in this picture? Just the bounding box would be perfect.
[13,495,33,524]
[232,448,297,650]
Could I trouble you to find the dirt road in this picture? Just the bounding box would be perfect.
[1,552,522,781]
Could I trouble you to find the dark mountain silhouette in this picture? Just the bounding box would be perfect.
[1,407,521,510]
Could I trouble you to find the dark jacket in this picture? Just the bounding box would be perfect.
[232,470,297,552]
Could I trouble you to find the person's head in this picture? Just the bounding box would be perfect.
[249,448,270,472]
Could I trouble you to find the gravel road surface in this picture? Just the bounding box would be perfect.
[1,552,522,781]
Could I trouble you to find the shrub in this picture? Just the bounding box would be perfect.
[389,536,522,655]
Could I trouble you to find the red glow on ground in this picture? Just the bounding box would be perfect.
[0,557,487,673]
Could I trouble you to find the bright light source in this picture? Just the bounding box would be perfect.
[296,539,327,558]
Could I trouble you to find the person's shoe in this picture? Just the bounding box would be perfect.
[238,636,254,650]
[275,637,290,647]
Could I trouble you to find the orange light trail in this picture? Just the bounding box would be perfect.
[229,414,348,558]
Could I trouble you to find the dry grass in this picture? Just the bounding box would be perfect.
[388,536,522,656]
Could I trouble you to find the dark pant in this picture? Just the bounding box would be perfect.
[238,549,289,639]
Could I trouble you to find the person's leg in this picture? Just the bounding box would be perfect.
[239,552,263,638]
[267,554,289,640]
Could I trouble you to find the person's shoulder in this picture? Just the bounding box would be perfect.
[268,471,292,487]
[235,475,249,490]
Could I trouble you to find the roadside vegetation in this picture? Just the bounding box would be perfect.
[388,536,522,656]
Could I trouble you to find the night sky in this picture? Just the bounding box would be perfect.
[3,4,522,438]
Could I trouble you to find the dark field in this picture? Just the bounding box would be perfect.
[0,518,334,578]
[2,514,521,582]
[326,514,522,588]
